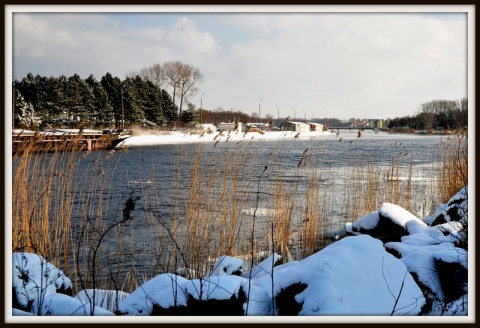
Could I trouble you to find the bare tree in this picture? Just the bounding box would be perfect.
[163,61,183,116]
[177,64,203,119]
[416,112,435,130]
[129,61,204,124]
[456,97,468,128]
[161,61,204,121]
[139,63,166,89]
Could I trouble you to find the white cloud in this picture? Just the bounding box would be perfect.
[166,17,221,55]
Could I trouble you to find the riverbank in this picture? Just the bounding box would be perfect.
[385,127,467,136]
[115,129,334,148]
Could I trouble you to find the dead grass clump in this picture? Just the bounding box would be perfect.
[437,134,468,202]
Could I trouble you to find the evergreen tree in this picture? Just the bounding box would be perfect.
[181,102,198,125]
[100,73,124,128]
[86,74,114,128]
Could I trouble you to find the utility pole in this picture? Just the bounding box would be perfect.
[200,92,204,124]
[121,86,125,130]
[276,104,279,128]
[259,98,263,127]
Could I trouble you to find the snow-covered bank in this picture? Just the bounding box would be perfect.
[9,186,469,321]
[115,130,333,147]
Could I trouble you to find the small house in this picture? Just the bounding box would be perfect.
[218,122,237,131]
[281,121,310,132]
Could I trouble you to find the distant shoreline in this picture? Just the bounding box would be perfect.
[384,128,467,136]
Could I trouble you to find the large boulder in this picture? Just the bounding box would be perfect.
[385,234,468,314]
[346,203,428,243]
[266,235,425,315]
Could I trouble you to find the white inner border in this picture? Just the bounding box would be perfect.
[4,4,475,324]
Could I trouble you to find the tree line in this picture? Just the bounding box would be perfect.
[13,61,204,130]
[12,61,468,132]
[387,98,468,131]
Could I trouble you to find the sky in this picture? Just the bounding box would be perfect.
[7,5,472,121]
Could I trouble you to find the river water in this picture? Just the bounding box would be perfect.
[17,130,459,288]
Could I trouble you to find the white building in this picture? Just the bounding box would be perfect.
[282,121,310,132]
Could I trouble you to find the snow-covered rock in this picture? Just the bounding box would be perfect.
[385,239,467,310]
[149,275,271,316]
[347,186,468,315]
[346,203,428,243]
[430,186,468,226]
[116,273,188,315]
[31,293,115,316]
[206,255,244,277]
[12,252,72,313]
[183,276,248,315]
[429,186,468,250]
[269,235,425,315]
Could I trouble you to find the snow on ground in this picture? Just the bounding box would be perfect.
[115,130,333,147]
[32,293,115,316]
[75,290,130,313]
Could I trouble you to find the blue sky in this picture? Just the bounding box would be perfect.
[7,5,472,121]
